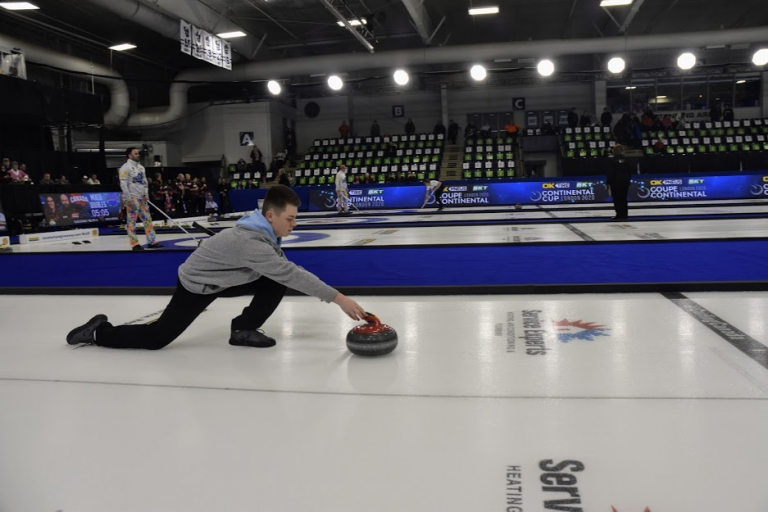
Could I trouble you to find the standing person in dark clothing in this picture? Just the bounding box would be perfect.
[580,111,592,128]
[567,108,579,129]
[709,104,722,123]
[722,105,734,123]
[606,145,635,221]
[447,120,459,144]
[600,107,613,128]
[404,118,416,135]
[433,120,446,136]
[613,113,631,145]
[370,120,381,137]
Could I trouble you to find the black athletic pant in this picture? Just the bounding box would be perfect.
[612,181,630,218]
[434,185,446,208]
[94,277,286,350]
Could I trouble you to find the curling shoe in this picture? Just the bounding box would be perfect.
[229,329,276,348]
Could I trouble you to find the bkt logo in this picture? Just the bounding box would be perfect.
[367,189,384,195]
[650,179,683,186]
[687,178,705,185]
[576,182,593,188]
[349,190,363,196]
[446,186,467,192]
[472,185,488,191]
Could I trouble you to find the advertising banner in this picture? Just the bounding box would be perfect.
[307,172,768,211]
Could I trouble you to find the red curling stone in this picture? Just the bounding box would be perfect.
[346,312,398,357]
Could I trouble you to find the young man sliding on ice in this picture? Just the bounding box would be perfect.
[66,185,366,350]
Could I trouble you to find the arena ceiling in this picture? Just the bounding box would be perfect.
[2,0,767,72]
[0,0,766,106]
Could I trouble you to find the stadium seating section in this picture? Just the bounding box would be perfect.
[295,133,444,186]
[461,136,517,180]
[564,118,768,158]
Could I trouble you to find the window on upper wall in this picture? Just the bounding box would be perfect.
[682,77,708,111]
[655,78,682,111]
[606,81,631,113]
[735,75,761,108]
[708,76,735,110]
[631,80,656,113]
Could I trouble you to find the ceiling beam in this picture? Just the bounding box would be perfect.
[560,0,578,38]
[240,0,301,41]
[319,0,374,53]
[269,32,419,51]
[602,7,622,30]
[619,0,646,34]
[425,16,445,45]
[642,0,679,34]
[400,0,433,44]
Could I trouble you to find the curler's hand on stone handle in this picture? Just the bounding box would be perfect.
[333,293,366,320]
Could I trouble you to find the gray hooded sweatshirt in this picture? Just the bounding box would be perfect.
[178,210,338,302]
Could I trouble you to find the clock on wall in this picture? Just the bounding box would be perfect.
[304,101,320,118]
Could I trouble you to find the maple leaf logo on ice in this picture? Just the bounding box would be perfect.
[552,319,610,343]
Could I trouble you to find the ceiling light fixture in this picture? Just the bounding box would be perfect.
[753,49,768,66]
[470,64,487,81]
[0,2,39,10]
[607,57,626,74]
[217,31,246,38]
[468,6,499,15]
[600,0,633,6]
[267,80,281,95]
[656,95,667,99]
[337,18,367,26]
[328,75,343,91]
[393,69,409,86]
[537,59,555,77]
[677,52,696,70]
[736,79,746,84]
[108,44,137,51]
[625,86,637,90]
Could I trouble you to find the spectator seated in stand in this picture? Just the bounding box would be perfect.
[39,172,54,185]
[278,169,291,187]
[57,174,70,185]
[87,174,101,185]
[6,161,30,183]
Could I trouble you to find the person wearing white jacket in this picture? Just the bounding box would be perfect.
[119,147,163,251]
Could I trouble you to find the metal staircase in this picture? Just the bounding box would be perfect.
[440,144,463,180]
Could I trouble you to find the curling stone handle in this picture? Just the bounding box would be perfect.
[362,312,381,326]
